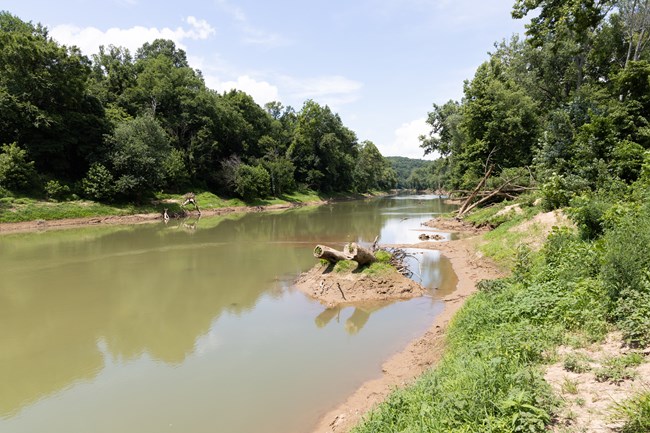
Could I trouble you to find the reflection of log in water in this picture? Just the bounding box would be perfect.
[345,305,385,335]
[314,307,341,328]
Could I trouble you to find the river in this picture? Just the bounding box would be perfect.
[0,195,457,433]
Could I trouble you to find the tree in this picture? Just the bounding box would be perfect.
[107,114,171,199]
[420,100,464,157]
[619,0,650,66]
[288,100,359,191]
[353,141,396,192]
[0,12,107,180]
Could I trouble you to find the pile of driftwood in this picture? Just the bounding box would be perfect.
[313,242,415,278]
[453,164,535,218]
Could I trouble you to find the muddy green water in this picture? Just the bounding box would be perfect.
[0,195,457,433]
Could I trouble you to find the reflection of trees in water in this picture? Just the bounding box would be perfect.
[0,196,454,418]
[0,217,311,418]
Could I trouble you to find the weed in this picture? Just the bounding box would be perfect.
[612,390,650,433]
[563,353,591,373]
[561,377,579,395]
[595,353,643,384]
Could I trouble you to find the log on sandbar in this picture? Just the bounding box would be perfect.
[314,245,352,263]
[344,242,377,266]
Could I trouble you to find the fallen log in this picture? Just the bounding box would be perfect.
[314,245,351,263]
[344,242,377,266]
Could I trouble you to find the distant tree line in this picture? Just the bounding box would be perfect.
[419,0,650,205]
[0,12,396,202]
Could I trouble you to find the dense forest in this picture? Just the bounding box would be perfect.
[0,12,397,203]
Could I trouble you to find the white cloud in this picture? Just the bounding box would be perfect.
[281,75,363,108]
[50,16,215,55]
[209,75,280,106]
[378,117,433,160]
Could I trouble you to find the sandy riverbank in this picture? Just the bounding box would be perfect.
[0,201,324,234]
[309,220,502,433]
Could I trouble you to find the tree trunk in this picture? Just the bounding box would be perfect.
[314,245,351,263]
[344,242,377,266]
[456,164,493,217]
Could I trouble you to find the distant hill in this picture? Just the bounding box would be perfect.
[386,156,431,189]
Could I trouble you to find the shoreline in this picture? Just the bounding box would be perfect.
[0,200,325,234]
[309,232,502,433]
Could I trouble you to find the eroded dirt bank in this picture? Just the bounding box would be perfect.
[310,220,502,433]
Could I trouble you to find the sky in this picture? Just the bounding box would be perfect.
[2,0,531,160]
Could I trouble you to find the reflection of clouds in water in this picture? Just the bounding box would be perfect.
[403,249,444,290]
[194,325,222,356]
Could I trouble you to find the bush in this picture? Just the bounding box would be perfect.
[540,173,589,211]
[44,180,71,201]
[234,164,271,200]
[82,163,115,201]
[0,142,38,192]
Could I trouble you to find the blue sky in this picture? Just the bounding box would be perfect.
[3,0,530,159]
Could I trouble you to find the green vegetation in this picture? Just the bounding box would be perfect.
[614,391,650,433]
[594,353,644,383]
[0,11,397,212]
[0,189,329,223]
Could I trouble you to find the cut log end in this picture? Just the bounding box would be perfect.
[344,242,377,266]
[314,245,352,263]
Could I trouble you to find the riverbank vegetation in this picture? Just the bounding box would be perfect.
[353,0,650,430]
[0,11,397,211]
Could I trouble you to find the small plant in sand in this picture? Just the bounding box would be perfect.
[595,353,644,384]
[563,353,591,373]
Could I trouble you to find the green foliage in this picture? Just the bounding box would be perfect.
[108,114,171,199]
[614,391,650,433]
[0,142,37,192]
[594,353,644,383]
[540,173,589,211]
[563,353,591,373]
[81,163,115,201]
[44,180,70,201]
[374,250,392,263]
[333,260,356,273]
[234,164,271,200]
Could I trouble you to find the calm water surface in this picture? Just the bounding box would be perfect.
[0,195,457,433]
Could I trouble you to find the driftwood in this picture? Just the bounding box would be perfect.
[313,242,377,266]
[457,164,493,217]
[314,245,352,263]
[344,242,377,266]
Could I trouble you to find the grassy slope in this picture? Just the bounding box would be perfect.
[0,190,381,224]
[351,198,644,433]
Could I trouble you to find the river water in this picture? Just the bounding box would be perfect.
[0,195,457,433]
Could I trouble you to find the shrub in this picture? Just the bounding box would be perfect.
[44,180,70,201]
[540,173,589,211]
[567,193,611,240]
[0,142,38,192]
[82,163,115,201]
[234,164,271,200]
